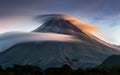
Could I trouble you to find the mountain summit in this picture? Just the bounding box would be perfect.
[0,14,120,69]
[33,18,84,34]
[33,14,98,35]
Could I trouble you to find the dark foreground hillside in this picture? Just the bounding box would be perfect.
[0,64,120,75]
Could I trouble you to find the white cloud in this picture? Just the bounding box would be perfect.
[0,32,81,52]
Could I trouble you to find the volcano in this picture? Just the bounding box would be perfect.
[0,14,120,69]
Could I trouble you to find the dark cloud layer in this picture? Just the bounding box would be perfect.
[0,0,120,27]
[0,0,120,17]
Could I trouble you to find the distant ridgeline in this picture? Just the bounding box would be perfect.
[100,55,120,67]
[0,64,120,75]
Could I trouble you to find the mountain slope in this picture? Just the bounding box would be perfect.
[100,55,120,67]
[0,14,120,69]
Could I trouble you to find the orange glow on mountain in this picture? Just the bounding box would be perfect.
[62,15,99,35]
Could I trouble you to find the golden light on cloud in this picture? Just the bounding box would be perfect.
[62,15,99,35]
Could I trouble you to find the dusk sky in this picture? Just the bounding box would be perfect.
[0,0,120,45]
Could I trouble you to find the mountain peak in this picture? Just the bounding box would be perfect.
[33,17,84,34]
[33,14,98,35]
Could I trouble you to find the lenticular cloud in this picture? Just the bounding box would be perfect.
[0,32,81,52]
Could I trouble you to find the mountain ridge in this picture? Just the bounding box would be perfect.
[100,55,120,67]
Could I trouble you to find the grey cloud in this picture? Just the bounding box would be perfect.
[0,0,119,17]
[0,0,120,29]
[0,32,81,52]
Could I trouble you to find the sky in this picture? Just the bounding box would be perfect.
[0,0,120,45]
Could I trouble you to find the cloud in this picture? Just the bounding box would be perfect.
[0,0,119,18]
[0,32,82,52]
[0,0,120,25]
